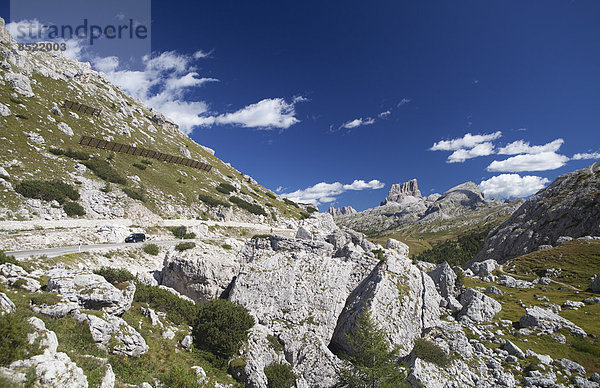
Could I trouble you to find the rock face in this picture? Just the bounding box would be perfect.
[46,269,135,315]
[331,255,441,358]
[5,72,34,97]
[327,206,357,217]
[427,262,458,298]
[73,311,149,356]
[384,179,422,204]
[161,242,242,303]
[591,275,600,293]
[471,161,600,265]
[458,288,501,322]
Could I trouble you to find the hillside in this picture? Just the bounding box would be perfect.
[0,17,312,226]
[470,160,600,266]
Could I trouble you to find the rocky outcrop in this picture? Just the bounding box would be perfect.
[0,317,88,387]
[331,254,441,358]
[471,161,600,265]
[458,288,501,322]
[73,311,149,356]
[46,268,134,315]
[327,206,357,217]
[0,292,15,315]
[384,179,422,204]
[0,263,41,292]
[591,275,600,293]
[519,306,587,337]
[427,262,458,298]
[161,241,242,303]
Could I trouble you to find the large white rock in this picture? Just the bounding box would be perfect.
[0,291,15,315]
[5,72,34,97]
[519,306,586,337]
[458,288,501,322]
[0,102,10,116]
[46,269,135,315]
[331,254,441,358]
[161,243,241,303]
[427,261,457,298]
[73,311,149,356]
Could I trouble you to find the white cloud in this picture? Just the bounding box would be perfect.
[430,131,502,151]
[572,152,600,160]
[378,110,391,118]
[479,174,550,199]
[193,49,212,59]
[6,19,46,40]
[487,152,569,172]
[447,142,495,163]
[275,186,284,193]
[398,98,411,107]
[282,179,384,206]
[497,139,564,155]
[341,117,375,129]
[200,98,302,129]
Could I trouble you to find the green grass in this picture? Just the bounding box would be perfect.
[143,243,160,256]
[412,338,451,367]
[123,187,146,202]
[133,283,198,326]
[14,180,79,204]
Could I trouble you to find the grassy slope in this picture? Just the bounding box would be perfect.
[0,47,306,221]
[368,211,509,258]
[464,239,600,376]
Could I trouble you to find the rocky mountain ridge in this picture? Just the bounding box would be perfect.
[335,178,521,237]
[470,160,600,266]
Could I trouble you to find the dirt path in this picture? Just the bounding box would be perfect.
[497,264,580,291]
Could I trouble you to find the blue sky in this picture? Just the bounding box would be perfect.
[3,1,600,211]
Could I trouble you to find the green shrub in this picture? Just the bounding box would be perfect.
[132,163,146,171]
[306,206,318,214]
[267,335,284,352]
[193,299,255,360]
[15,180,79,204]
[63,149,90,161]
[0,313,29,366]
[264,362,297,388]
[373,249,385,262]
[229,196,267,216]
[283,198,299,208]
[63,201,85,216]
[265,192,276,199]
[15,113,28,119]
[216,182,236,195]
[222,244,232,250]
[169,226,191,239]
[141,159,153,165]
[198,193,230,207]
[251,234,272,239]
[0,251,19,266]
[49,148,65,156]
[143,244,159,256]
[412,338,450,367]
[160,361,201,388]
[176,178,185,184]
[93,267,135,284]
[83,158,127,185]
[134,283,198,325]
[123,187,146,202]
[9,97,24,105]
[228,358,247,376]
[100,182,111,193]
[175,242,196,251]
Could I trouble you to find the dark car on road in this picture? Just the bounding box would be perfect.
[125,233,146,243]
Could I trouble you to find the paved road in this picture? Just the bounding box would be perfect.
[5,239,184,260]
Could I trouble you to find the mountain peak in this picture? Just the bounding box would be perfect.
[383,179,421,204]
